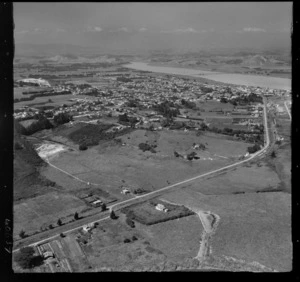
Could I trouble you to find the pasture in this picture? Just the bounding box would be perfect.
[14,192,88,239]
[161,189,292,272]
[42,128,250,198]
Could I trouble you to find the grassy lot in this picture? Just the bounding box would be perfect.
[14,192,88,239]
[79,219,166,270]
[121,199,194,225]
[179,163,282,195]
[136,213,203,260]
[40,128,250,198]
[162,189,292,272]
[14,94,98,109]
[266,143,291,193]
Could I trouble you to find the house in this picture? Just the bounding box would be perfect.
[92,199,103,207]
[155,204,169,212]
[121,188,130,194]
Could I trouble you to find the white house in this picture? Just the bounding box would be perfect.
[155,204,169,212]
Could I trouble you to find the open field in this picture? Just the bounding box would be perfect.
[121,198,194,225]
[266,143,291,193]
[177,162,282,195]
[78,218,167,271]
[135,213,203,260]
[161,189,292,272]
[14,94,99,109]
[14,192,88,239]
[39,128,251,199]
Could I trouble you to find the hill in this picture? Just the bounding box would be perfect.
[14,121,56,201]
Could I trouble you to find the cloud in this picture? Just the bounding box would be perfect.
[242,27,266,32]
[139,27,147,32]
[160,27,208,34]
[56,28,66,32]
[85,26,102,32]
[15,30,29,34]
[118,27,129,32]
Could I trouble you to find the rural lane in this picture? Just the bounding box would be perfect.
[13,98,270,252]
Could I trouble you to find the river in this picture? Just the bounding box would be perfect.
[124,62,291,91]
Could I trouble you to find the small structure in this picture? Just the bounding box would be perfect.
[155,204,169,213]
[92,199,103,207]
[82,223,94,233]
[43,251,54,260]
[121,188,130,194]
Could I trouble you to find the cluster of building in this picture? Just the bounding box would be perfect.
[14,69,290,135]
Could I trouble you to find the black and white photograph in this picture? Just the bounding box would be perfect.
[11,2,292,272]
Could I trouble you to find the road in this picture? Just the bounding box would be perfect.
[13,98,270,252]
[284,101,291,121]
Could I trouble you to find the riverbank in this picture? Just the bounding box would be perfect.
[124,62,291,91]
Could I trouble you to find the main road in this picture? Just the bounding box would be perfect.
[13,97,270,252]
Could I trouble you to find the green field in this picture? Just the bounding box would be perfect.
[161,188,292,271]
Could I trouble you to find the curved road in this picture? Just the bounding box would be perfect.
[13,98,270,252]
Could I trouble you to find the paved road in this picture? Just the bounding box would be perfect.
[13,98,270,252]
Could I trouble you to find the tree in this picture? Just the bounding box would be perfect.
[49,224,54,229]
[110,210,117,220]
[74,212,79,220]
[101,203,107,211]
[14,247,44,269]
[54,112,72,125]
[60,233,65,238]
[19,230,26,239]
[57,219,62,226]
[271,151,276,158]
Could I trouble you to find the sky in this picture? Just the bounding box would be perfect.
[14,2,292,52]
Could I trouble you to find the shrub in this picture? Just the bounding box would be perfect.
[57,219,62,226]
[19,230,27,239]
[110,210,118,220]
[79,144,88,151]
[74,212,79,220]
[126,217,135,228]
[124,238,131,243]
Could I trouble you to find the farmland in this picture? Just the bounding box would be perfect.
[160,180,291,271]
[14,93,99,109]
[38,127,251,199]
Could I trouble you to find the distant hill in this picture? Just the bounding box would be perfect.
[42,54,116,64]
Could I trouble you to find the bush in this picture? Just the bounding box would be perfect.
[110,210,118,220]
[126,217,135,228]
[74,212,79,220]
[54,113,72,125]
[57,219,62,226]
[19,230,27,239]
[124,238,131,243]
[247,144,261,154]
[79,144,88,151]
